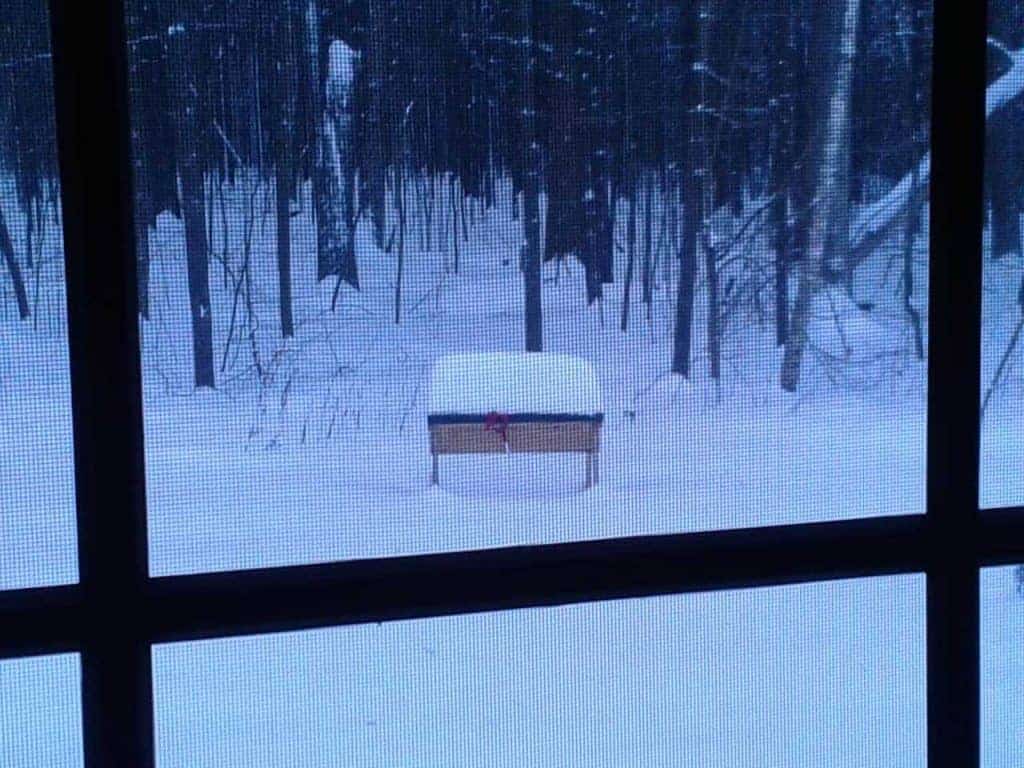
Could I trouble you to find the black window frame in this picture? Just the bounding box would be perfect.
[0,2,1011,767]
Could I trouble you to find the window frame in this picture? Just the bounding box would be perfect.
[0,2,1008,767]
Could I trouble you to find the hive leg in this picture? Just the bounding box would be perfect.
[592,450,599,486]
[585,451,593,489]
[431,454,439,486]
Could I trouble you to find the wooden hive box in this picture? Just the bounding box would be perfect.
[428,353,604,488]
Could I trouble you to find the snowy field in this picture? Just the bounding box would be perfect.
[137,182,934,577]
[5,176,1024,585]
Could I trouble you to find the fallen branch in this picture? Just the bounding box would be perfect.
[849,42,1024,268]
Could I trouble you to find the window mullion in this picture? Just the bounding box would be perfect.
[926,1,986,767]
[48,0,153,766]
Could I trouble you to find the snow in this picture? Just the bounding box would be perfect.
[0,176,939,584]
[326,39,357,97]
[0,174,77,592]
[0,654,82,768]
[428,352,602,416]
[0,98,1021,768]
[981,567,1024,768]
[851,44,1024,254]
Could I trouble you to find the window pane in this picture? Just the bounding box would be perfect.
[981,1,1024,509]
[0,0,77,590]
[127,2,933,576]
[154,576,924,767]
[0,654,82,768]
[981,566,1024,767]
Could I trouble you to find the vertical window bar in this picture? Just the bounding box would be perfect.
[927,2,986,768]
[47,0,153,766]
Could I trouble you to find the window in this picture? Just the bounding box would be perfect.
[980,1,1024,509]
[0,0,77,591]
[981,566,1024,768]
[126,0,933,579]
[0,654,82,768]
[154,577,924,768]
[0,2,997,768]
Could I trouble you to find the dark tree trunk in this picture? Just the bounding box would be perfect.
[772,196,789,346]
[394,163,405,324]
[168,23,214,389]
[902,168,925,360]
[0,204,29,320]
[136,218,151,321]
[670,4,700,377]
[364,0,389,251]
[516,0,542,352]
[768,4,795,347]
[273,2,298,339]
[641,173,654,313]
[672,181,699,377]
[991,193,1022,261]
[697,0,720,381]
[275,163,294,339]
[621,185,637,332]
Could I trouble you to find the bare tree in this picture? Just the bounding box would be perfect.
[515,0,543,352]
[781,0,861,392]
[0,203,29,320]
[168,20,215,388]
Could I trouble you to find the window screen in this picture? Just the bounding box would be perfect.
[153,575,924,768]
[980,0,1024,509]
[0,0,78,591]
[981,566,1024,768]
[0,654,82,768]
[125,1,933,577]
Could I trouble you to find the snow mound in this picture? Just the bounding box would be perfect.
[429,353,602,415]
[807,288,893,361]
[327,40,358,95]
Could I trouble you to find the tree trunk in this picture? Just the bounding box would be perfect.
[0,204,29,320]
[273,2,297,339]
[780,0,860,392]
[364,0,389,251]
[697,0,720,381]
[135,218,151,321]
[641,173,654,314]
[516,0,542,352]
[768,3,794,347]
[772,195,789,347]
[309,5,359,287]
[902,168,925,360]
[989,111,1022,260]
[672,181,699,377]
[670,3,699,377]
[394,163,405,324]
[621,185,637,332]
[168,23,215,389]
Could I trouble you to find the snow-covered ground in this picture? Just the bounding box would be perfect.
[0,177,77,591]
[7,173,1024,584]
[133,181,933,577]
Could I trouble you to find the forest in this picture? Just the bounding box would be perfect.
[4,0,951,389]
[3,0,1024,571]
